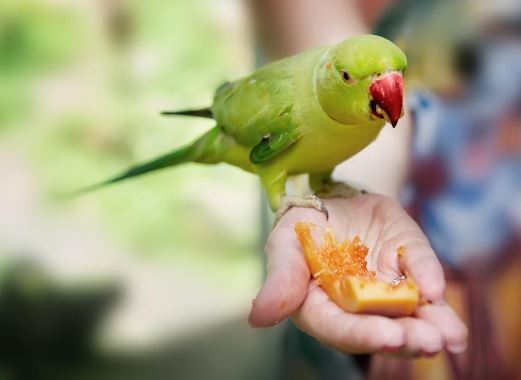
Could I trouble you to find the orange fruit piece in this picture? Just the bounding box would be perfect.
[294,222,419,317]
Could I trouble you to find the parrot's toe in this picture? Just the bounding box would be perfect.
[315,181,362,199]
[319,201,329,220]
[273,194,328,227]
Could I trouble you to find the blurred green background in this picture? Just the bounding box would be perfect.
[0,0,277,375]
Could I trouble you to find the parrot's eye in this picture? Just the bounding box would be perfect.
[341,70,353,84]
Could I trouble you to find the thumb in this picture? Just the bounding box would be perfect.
[249,211,320,327]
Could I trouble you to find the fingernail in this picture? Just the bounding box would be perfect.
[447,342,467,354]
[248,299,258,328]
[421,350,439,358]
[382,344,404,353]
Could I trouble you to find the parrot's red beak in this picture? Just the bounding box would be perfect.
[369,72,404,127]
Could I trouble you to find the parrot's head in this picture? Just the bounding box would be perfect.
[315,35,407,127]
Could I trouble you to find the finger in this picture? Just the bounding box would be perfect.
[368,198,446,303]
[393,317,443,357]
[248,234,309,327]
[399,242,446,303]
[249,207,327,327]
[416,303,468,354]
[293,283,405,354]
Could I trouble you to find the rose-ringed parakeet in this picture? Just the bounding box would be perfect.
[82,35,406,220]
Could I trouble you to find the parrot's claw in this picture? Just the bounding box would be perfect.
[274,194,328,227]
[315,181,363,199]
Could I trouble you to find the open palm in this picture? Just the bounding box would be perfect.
[249,195,467,357]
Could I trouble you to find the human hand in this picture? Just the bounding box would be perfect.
[249,195,467,357]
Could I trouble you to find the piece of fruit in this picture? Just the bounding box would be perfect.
[294,222,419,317]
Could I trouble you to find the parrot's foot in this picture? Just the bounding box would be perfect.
[315,181,364,199]
[274,194,328,226]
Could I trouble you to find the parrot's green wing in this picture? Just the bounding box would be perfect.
[249,130,300,164]
[212,56,303,163]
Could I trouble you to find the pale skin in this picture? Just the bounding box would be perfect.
[249,196,468,356]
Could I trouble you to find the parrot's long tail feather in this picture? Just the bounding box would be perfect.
[160,107,213,118]
[75,146,195,195]
[73,127,221,196]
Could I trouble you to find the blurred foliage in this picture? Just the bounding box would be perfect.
[0,1,84,125]
[0,0,259,286]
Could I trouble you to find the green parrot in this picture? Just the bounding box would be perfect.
[83,34,406,219]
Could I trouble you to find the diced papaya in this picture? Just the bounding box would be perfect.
[294,222,419,317]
